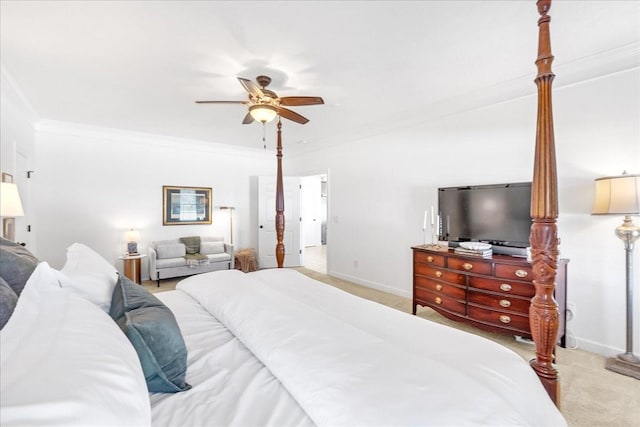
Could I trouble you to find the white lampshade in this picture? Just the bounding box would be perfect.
[249,104,277,123]
[592,174,640,215]
[0,182,24,217]
[126,229,140,242]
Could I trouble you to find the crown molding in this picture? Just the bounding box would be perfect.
[0,64,40,124]
[294,42,640,157]
[35,120,274,159]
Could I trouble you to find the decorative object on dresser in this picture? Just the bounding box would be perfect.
[163,185,212,225]
[0,173,24,242]
[412,246,568,348]
[592,172,640,379]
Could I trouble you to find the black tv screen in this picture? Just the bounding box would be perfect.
[438,182,532,248]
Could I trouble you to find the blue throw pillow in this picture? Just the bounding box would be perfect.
[0,277,18,329]
[0,238,38,296]
[109,275,190,393]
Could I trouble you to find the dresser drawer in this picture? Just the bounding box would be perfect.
[469,276,535,298]
[495,264,533,281]
[448,257,492,275]
[415,276,466,300]
[414,264,466,285]
[467,290,531,315]
[416,289,466,315]
[414,251,445,267]
[467,305,530,333]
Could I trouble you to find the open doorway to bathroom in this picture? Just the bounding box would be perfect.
[300,174,327,273]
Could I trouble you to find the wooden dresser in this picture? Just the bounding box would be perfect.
[412,246,568,347]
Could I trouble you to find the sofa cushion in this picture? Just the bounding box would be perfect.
[109,275,191,393]
[206,253,231,263]
[200,241,225,255]
[180,236,200,254]
[157,244,186,259]
[156,257,187,269]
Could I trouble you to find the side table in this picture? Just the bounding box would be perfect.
[235,248,258,273]
[119,254,147,284]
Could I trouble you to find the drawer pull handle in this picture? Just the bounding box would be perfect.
[515,269,528,278]
[435,271,443,278]
[435,297,442,305]
[436,284,443,291]
[500,283,512,292]
[462,262,473,271]
[427,256,434,262]
[499,315,511,324]
[499,299,511,308]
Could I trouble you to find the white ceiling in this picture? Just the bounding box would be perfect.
[1,1,638,154]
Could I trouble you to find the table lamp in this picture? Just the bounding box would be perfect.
[592,172,640,379]
[126,228,140,255]
[0,182,25,241]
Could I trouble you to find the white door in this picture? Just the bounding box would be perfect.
[258,176,302,268]
[301,176,322,247]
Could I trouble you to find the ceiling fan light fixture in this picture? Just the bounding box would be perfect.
[249,104,278,123]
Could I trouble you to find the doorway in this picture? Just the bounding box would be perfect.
[300,174,327,274]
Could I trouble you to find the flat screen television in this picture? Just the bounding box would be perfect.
[438,182,532,250]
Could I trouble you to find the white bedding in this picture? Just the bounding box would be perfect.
[151,289,313,427]
[156,268,566,426]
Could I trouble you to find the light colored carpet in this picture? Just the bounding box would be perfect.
[143,269,640,427]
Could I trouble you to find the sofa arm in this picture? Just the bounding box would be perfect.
[224,243,235,269]
[148,246,158,279]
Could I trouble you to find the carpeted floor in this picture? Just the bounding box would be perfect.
[143,268,640,427]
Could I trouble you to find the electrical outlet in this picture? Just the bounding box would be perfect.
[567,302,576,321]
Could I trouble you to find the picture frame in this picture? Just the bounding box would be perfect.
[163,185,212,225]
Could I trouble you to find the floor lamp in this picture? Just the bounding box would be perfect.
[219,206,235,245]
[592,172,640,379]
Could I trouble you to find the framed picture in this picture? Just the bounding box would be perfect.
[163,186,212,225]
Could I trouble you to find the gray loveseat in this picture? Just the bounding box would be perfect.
[148,236,234,285]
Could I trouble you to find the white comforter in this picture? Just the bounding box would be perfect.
[157,268,566,426]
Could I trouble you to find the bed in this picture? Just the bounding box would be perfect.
[1,249,565,426]
[1,0,565,425]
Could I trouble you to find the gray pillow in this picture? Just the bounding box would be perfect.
[156,244,186,259]
[0,277,18,329]
[109,275,190,393]
[200,241,225,255]
[0,239,38,296]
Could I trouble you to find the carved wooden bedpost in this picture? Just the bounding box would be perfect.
[275,118,285,268]
[530,0,560,406]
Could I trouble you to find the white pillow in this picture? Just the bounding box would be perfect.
[0,262,151,426]
[60,243,118,312]
[200,241,225,255]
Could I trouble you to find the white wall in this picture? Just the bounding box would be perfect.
[289,68,640,357]
[32,121,275,278]
[0,67,39,249]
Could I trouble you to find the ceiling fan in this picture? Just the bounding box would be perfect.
[196,75,324,125]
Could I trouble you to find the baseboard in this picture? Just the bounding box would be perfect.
[329,270,412,299]
[574,336,625,358]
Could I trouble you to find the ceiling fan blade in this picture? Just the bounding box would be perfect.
[276,107,309,125]
[195,100,247,104]
[279,96,324,107]
[242,112,255,125]
[238,77,264,99]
